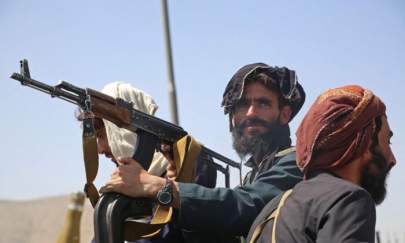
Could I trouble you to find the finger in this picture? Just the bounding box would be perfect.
[100,184,122,194]
[166,170,177,179]
[110,166,126,179]
[100,178,123,193]
[111,169,120,177]
[117,157,133,165]
[110,172,121,181]
[100,185,115,193]
[107,176,124,185]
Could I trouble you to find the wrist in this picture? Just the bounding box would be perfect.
[171,180,180,208]
[156,178,174,206]
[152,177,180,208]
[142,174,166,198]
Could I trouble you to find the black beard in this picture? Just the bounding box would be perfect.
[360,146,391,205]
[232,117,281,162]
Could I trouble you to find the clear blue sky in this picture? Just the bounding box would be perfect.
[1,0,404,238]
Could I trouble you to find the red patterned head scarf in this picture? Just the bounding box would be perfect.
[296,85,386,175]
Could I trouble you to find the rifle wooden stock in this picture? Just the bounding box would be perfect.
[88,89,132,128]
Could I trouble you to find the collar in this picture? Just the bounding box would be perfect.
[244,156,256,168]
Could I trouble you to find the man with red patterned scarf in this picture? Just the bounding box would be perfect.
[247,85,396,243]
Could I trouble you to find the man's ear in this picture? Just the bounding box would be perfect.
[279,105,292,125]
[230,114,236,132]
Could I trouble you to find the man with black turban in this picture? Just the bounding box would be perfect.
[101,63,306,242]
[247,85,396,243]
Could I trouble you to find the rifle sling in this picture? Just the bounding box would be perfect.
[82,118,100,207]
[249,189,293,243]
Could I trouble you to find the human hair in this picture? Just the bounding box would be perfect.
[370,116,383,150]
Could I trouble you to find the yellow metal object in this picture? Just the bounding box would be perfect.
[56,192,85,243]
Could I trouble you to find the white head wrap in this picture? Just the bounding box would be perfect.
[101,82,167,176]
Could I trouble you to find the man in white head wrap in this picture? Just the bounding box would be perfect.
[93,81,217,243]
[97,81,167,176]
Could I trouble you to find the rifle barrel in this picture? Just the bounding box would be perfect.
[10,73,84,106]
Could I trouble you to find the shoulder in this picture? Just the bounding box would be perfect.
[275,147,296,159]
[273,147,296,166]
[273,175,376,243]
[295,173,376,220]
[248,147,302,196]
[311,173,372,199]
[302,175,377,242]
[262,147,300,176]
[298,173,373,200]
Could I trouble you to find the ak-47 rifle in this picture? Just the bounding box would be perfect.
[10,59,240,243]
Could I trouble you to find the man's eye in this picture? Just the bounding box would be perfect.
[258,100,271,108]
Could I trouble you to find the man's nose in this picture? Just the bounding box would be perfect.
[246,103,258,117]
[388,151,397,168]
[97,141,105,154]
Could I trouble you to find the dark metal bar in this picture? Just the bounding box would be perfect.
[57,81,86,94]
[202,146,240,169]
[375,231,381,243]
[20,59,31,78]
[10,73,83,105]
[208,161,227,175]
[225,165,230,188]
[161,0,179,125]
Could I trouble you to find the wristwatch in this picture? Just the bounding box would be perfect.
[156,178,173,206]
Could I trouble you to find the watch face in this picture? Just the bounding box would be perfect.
[158,191,172,205]
[157,179,173,206]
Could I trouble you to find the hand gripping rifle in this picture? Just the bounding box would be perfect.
[10,59,240,243]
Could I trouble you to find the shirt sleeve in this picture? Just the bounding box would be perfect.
[176,152,302,236]
[317,189,376,243]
